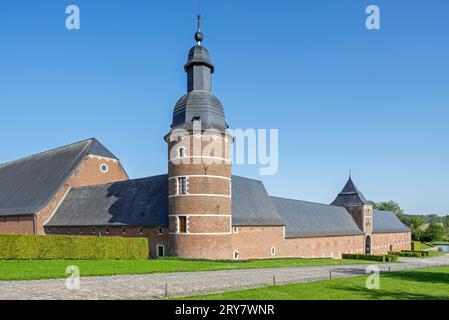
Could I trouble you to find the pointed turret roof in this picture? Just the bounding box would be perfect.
[331,176,369,206]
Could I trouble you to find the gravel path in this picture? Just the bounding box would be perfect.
[1,254,448,300]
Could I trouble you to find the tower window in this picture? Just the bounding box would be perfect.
[178,216,187,233]
[178,147,187,158]
[178,177,187,195]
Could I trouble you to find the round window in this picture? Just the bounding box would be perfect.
[100,164,109,173]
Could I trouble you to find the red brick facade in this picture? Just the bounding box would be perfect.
[1,139,412,260]
[0,155,128,235]
[166,133,234,259]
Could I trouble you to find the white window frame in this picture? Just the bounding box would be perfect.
[233,250,239,260]
[178,147,187,158]
[271,247,276,256]
[177,216,189,234]
[100,163,109,173]
[177,177,188,195]
[157,245,165,258]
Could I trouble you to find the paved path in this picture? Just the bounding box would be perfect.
[1,254,448,300]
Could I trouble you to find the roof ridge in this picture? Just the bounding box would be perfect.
[0,138,94,169]
[66,174,168,191]
[270,196,339,207]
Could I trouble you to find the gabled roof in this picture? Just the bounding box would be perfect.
[46,175,169,227]
[331,176,369,206]
[373,209,411,233]
[47,175,285,228]
[0,138,118,216]
[271,197,363,238]
[232,176,285,226]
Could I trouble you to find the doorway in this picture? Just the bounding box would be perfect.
[365,235,372,254]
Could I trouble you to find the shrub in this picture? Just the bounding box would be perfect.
[342,253,397,262]
[0,234,149,260]
[401,250,429,257]
[389,251,420,257]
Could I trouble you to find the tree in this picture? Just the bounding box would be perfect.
[373,201,404,216]
[421,223,445,242]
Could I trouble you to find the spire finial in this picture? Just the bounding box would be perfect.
[194,14,204,45]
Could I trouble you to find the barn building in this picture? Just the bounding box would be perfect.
[0,18,411,259]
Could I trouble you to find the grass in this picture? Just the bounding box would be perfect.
[413,241,434,250]
[179,267,449,300]
[0,257,383,281]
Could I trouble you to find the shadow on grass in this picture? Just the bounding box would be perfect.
[321,270,449,300]
[327,284,449,300]
[386,270,449,286]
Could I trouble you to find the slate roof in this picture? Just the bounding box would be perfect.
[44,173,410,235]
[46,175,168,227]
[0,138,119,216]
[373,209,411,233]
[331,177,369,206]
[232,176,285,226]
[271,197,364,238]
[172,90,228,132]
[47,175,285,227]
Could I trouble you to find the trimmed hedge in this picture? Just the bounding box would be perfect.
[342,253,398,262]
[389,251,422,257]
[400,250,429,257]
[0,234,149,260]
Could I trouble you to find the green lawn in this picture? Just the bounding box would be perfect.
[180,267,449,300]
[0,258,382,281]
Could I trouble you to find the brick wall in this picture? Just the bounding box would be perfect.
[371,232,412,254]
[0,155,129,235]
[230,226,411,260]
[231,226,366,260]
[0,215,35,234]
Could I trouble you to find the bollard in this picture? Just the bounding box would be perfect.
[273,275,276,286]
[329,270,332,279]
[164,283,168,299]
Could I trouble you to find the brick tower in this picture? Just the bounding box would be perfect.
[164,15,233,259]
[331,176,373,254]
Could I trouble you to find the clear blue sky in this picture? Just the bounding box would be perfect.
[0,1,448,215]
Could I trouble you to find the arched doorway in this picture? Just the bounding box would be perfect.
[365,235,372,254]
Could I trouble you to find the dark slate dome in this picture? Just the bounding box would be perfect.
[171,90,227,131]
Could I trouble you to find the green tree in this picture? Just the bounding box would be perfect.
[421,223,445,242]
[373,201,404,216]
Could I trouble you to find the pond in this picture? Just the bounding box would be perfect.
[436,244,449,252]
